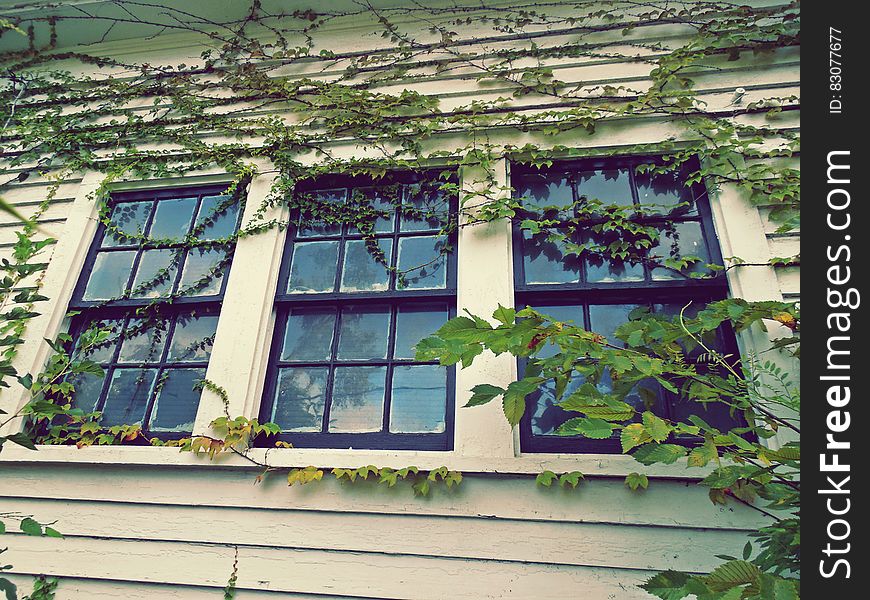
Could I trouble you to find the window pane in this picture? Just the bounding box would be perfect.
[521,231,580,285]
[281,308,336,361]
[401,183,449,231]
[99,368,157,427]
[397,236,447,290]
[576,169,632,207]
[350,187,396,234]
[394,304,448,359]
[297,189,344,237]
[149,197,197,240]
[649,222,711,280]
[328,366,386,433]
[130,248,178,298]
[68,371,106,414]
[336,306,390,360]
[636,170,696,215]
[582,231,645,283]
[287,240,339,293]
[389,365,446,433]
[82,251,136,301]
[168,315,219,362]
[272,367,327,432]
[179,248,228,295]
[118,319,169,363]
[588,304,641,345]
[531,305,584,359]
[530,374,584,436]
[196,195,240,240]
[102,201,152,247]
[149,368,205,432]
[340,239,392,292]
[515,172,573,213]
[75,318,123,363]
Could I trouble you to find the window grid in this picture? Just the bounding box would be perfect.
[262,173,457,450]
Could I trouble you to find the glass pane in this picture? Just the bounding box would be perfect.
[394,304,449,359]
[179,248,228,295]
[102,201,152,247]
[271,367,328,432]
[530,305,584,359]
[68,371,106,414]
[328,366,386,433]
[82,251,136,301]
[287,240,339,294]
[149,197,197,240]
[401,183,449,231]
[75,318,123,363]
[130,248,178,298]
[389,365,447,433]
[149,368,205,432]
[588,304,641,345]
[349,187,396,234]
[583,231,645,283]
[515,172,573,213]
[336,306,390,360]
[397,236,447,290]
[649,222,711,280]
[118,319,169,363]
[521,231,580,285]
[99,368,157,427]
[636,169,696,215]
[668,392,739,431]
[297,189,344,237]
[168,315,219,362]
[340,239,392,292]
[576,169,632,207]
[530,374,584,436]
[653,302,722,357]
[196,195,239,240]
[282,308,336,361]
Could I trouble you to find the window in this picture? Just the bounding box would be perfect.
[260,172,457,450]
[64,185,243,439]
[511,157,740,453]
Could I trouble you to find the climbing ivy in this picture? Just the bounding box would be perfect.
[1,1,800,598]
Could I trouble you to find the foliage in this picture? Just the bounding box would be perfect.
[0,0,800,597]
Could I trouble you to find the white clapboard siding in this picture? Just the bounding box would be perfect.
[0,1,798,596]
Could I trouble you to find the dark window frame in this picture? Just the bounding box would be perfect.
[511,156,741,454]
[259,171,458,451]
[64,184,243,440]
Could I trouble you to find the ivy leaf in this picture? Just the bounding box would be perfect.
[625,472,649,491]
[631,443,687,465]
[535,470,557,487]
[558,471,584,488]
[556,417,617,439]
[465,384,504,408]
[44,527,63,538]
[20,517,42,536]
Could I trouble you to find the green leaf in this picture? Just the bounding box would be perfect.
[639,570,693,600]
[20,517,42,536]
[0,521,5,534]
[641,411,671,442]
[465,384,504,408]
[687,440,718,468]
[0,577,17,600]
[702,560,761,591]
[535,470,557,487]
[555,417,617,439]
[5,432,36,450]
[558,471,584,488]
[501,379,539,425]
[621,423,651,453]
[44,526,63,538]
[492,305,516,325]
[625,472,649,491]
[631,443,687,465]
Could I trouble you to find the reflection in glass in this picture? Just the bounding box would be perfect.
[397,236,446,290]
[297,189,344,237]
[179,248,227,295]
[282,308,336,361]
[149,368,204,432]
[515,173,573,213]
[588,304,640,345]
[82,251,136,300]
[130,248,178,298]
[149,197,197,240]
[118,319,167,363]
[521,231,579,285]
[340,239,392,292]
[649,222,710,280]
[576,169,632,207]
[401,184,449,231]
[196,196,239,240]
[394,304,448,359]
[103,201,151,247]
[287,241,339,293]
[336,306,390,360]
[76,319,123,363]
[350,187,396,234]
[582,230,645,283]
[68,371,106,414]
[530,373,585,436]
[531,305,584,359]
[100,368,157,427]
[636,170,695,214]
[272,367,327,432]
[168,315,219,361]
[329,366,386,432]
[389,365,446,433]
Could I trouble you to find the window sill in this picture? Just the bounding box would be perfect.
[0,444,714,479]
